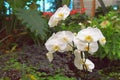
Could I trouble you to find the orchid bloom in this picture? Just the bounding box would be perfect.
[96,28,106,45]
[74,37,98,55]
[76,27,105,43]
[55,31,75,51]
[48,5,70,27]
[83,59,95,72]
[45,34,67,62]
[55,31,74,43]
[99,37,106,46]
[74,50,95,72]
[45,31,75,62]
[48,16,60,28]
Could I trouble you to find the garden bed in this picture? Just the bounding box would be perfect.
[0,44,120,80]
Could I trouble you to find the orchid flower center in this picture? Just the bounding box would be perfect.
[63,37,68,42]
[85,35,93,42]
[58,13,64,18]
[100,37,106,43]
[53,45,60,51]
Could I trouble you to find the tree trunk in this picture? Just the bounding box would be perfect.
[80,0,84,9]
[98,0,107,14]
[91,0,96,17]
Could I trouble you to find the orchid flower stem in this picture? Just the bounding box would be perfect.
[83,65,88,80]
[81,51,89,80]
[68,41,76,54]
[82,44,90,80]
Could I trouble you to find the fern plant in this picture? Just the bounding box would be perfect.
[15,9,49,44]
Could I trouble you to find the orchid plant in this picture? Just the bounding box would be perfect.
[45,5,106,78]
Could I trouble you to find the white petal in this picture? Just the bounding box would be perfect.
[47,33,57,41]
[99,37,106,45]
[95,28,106,45]
[76,27,101,42]
[85,59,95,72]
[95,28,104,39]
[56,31,74,43]
[63,45,73,51]
[45,38,67,52]
[48,15,60,27]
[88,42,99,54]
[74,37,88,51]
[48,5,70,27]
[46,52,54,62]
[61,5,70,20]
[54,5,70,20]
[74,50,83,70]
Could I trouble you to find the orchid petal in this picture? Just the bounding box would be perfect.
[46,52,53,62]
[88,42,98,54]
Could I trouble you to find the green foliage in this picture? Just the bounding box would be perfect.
[54,13,89,33]
[15,9,49,41]
[66,11,120,60]
[0,52,76,80]
[0,0,4,10]
[7,0,28,9]
[0,0,30,13]
[62,0,70,6]
[40,74,76,80]
[97,67,120,80]
[95,6,113,16]
[88,11,120,60]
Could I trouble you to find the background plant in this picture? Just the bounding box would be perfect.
[83,11,120,60]
[15,9,49,45]
[0,0,50,48]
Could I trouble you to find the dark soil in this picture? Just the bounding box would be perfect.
[0,44,120,80]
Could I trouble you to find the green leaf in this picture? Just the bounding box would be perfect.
[7,0,29,10]
[15,9,48,40]
[62,0,70,6]
[0,0,4,10]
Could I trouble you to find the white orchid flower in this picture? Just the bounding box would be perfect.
[74,50,95,72]
[96,28,106,45]
[45,30,75,62]
[88,42,98,54]
[46,33,57,41]
[83,59,95,72]
[74,38,88,51]
[56,31,74,43]
[55,31,75,51]
[54,5,70,20]
[45,38,67,53]
[76,27,102,43]
[48,16,60,27]
[74,38,98,54]
[48,5,70,27]
[45,37,67,62]
[46,52,54,62]
[74,50,83,70]
[99,37,106,46]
